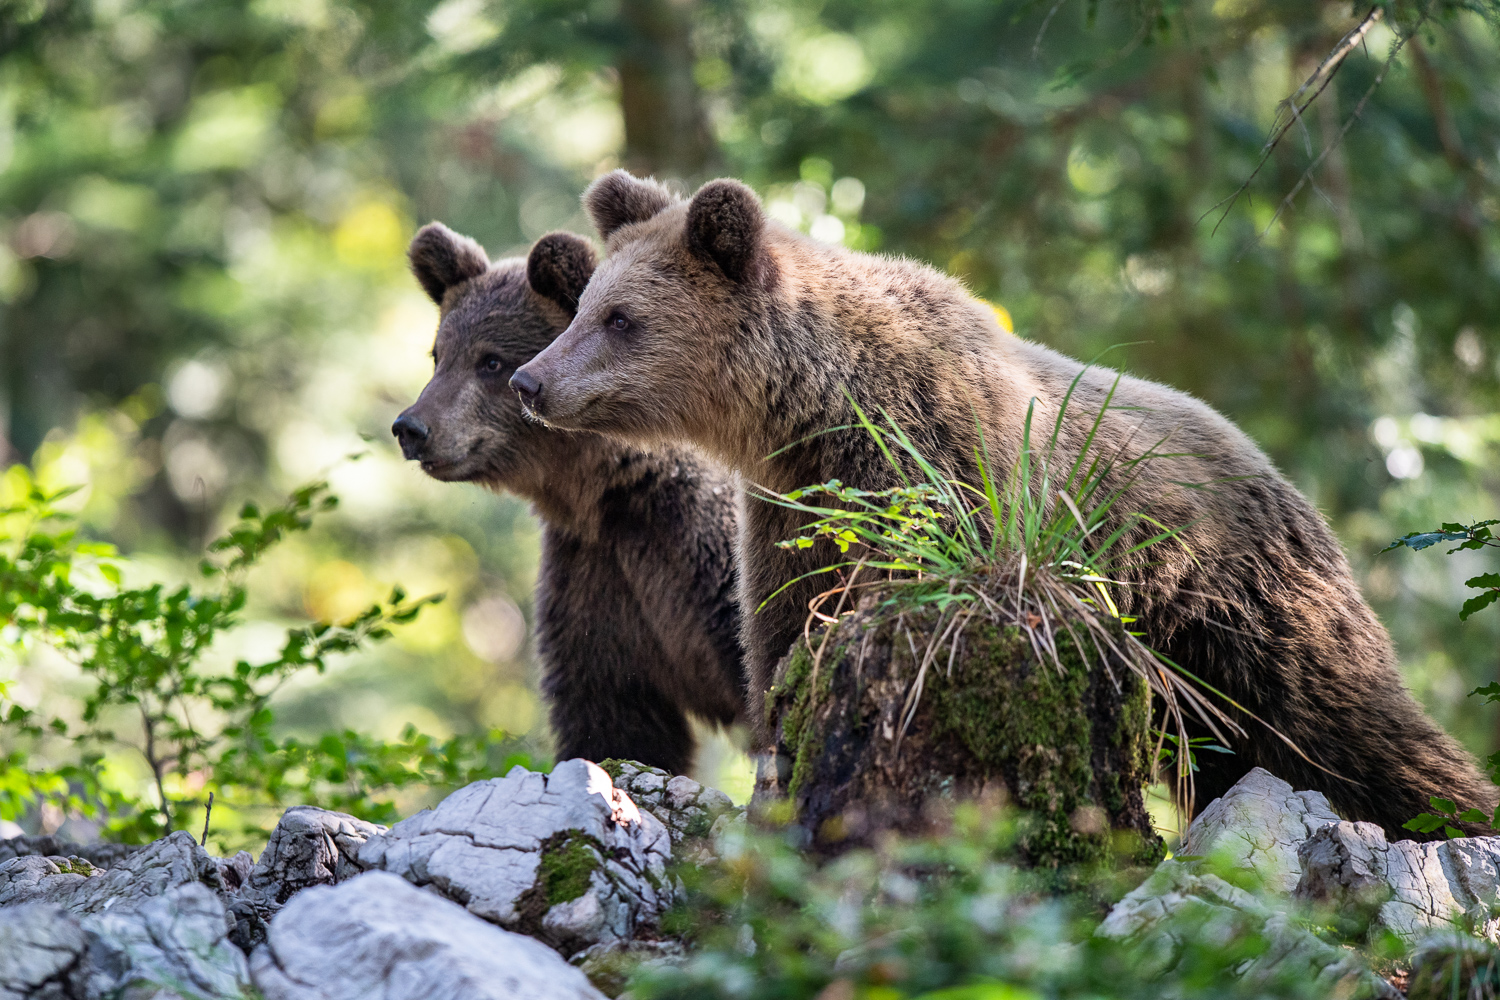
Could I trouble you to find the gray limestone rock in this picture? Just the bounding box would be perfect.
[1296,819,1500,943]
[0,832,252,999]
[0,832,224,914]
[358,759,674,961]
[0,835,139,872]
[1178,766,1342,894]
[246,806,384,907]
[1099,860,1399,998]
[606,761,735,848]
[248,870,605,1000]
[72,883,251,1000]
[1099,768,1399,998]
[224,805,386,954]
[0,903,86,1000]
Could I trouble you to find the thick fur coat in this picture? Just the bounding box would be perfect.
[513,172,1494,839]
[394,223,745,774]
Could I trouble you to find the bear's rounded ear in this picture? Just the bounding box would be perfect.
[686,179,764,283]
[584,170,676,241]
[408,223,489,305]
[527,232,598,316]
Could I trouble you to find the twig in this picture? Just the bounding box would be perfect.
[1032,0,1069,60]
[1260,12,1425,239]
[201,791,214,847]
[1203,6,1385,236]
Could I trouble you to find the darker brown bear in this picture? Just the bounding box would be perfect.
[394,222,745,775]
[512,171,1495,840]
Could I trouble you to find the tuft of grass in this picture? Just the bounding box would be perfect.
[758,367,1263,813]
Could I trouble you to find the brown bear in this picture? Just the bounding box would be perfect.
[510,170,1495,839]
[392,222,745,775]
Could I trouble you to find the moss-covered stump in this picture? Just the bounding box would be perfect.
[755,603,1161,867]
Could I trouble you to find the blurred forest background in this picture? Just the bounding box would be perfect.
[2,0,1498,838]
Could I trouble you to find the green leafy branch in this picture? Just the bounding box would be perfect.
[1382,519,1500,620]
[1,468,523,848]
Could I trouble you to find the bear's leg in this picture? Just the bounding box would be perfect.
[534,525,699,774]
[546,672,697,775]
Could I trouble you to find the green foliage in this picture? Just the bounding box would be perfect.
[1153,732,1235,774]
[770,375,1182,610]
[765,378,1250,792]
[0,469,528,848]
[1403,683,1500,837]
[629,814,1386,1000]
[1383,520,1500,620]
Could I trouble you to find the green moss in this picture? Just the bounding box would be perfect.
[683,811,715,840]
[536,829,602,906]
[596,759,629,782]
[776,639,842,802]
[930,624,1104,868]
[54,857,98,877]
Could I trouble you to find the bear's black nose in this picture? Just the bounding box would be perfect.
[391,413,429,460]
[510,369,542,410]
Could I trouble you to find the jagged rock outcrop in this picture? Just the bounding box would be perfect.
[0,833,251,999]
[1099,857,1400,998]
[357,759,675,963]
[1176,766,1343,893]
[1101,766,1500,996]
[246,805,383,906]
[0,834,139,871]
[249,870,606,1000]
[225,806,386,952]
[1296,819,1500,943]
[604,760,737,852]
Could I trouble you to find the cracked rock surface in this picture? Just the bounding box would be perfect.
[226,805,386,953]
[1296,819,1500,942]
[0,833,251,999]
[1177,766,1342,894]
[249,870,606,1000]
[1099,860,1399,998]
[357,758,674,962]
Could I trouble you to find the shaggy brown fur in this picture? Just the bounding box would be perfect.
[513,172,1495,839]
[395,222,745,774]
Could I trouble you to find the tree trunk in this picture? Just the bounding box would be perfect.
[617,0,716,181]
[754,600,1162,869]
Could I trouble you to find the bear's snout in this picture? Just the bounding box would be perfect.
[509,368,543,414]
[391,412,430,460]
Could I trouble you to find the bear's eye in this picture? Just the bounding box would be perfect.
[607,312,631,333]
[479,355,504,374]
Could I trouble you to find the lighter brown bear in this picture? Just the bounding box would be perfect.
[511,171,1495,840]
[393,223,744,775]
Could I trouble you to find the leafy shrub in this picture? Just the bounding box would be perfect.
[1383,520,1500,621]
[762,379,1250,798]
[0,468,531,849]
[630,807,1388,1000]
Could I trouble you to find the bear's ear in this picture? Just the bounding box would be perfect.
[686,179,764,283]
[527,232,598,316]
[409,223,489,304]
[584,170,676,241]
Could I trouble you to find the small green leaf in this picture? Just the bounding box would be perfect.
[1402,814,1447,834]
[1458,808,1489,824]
[1431,797,1458,814]
[1459,590,1500,621]
[1446,826,1463,840]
